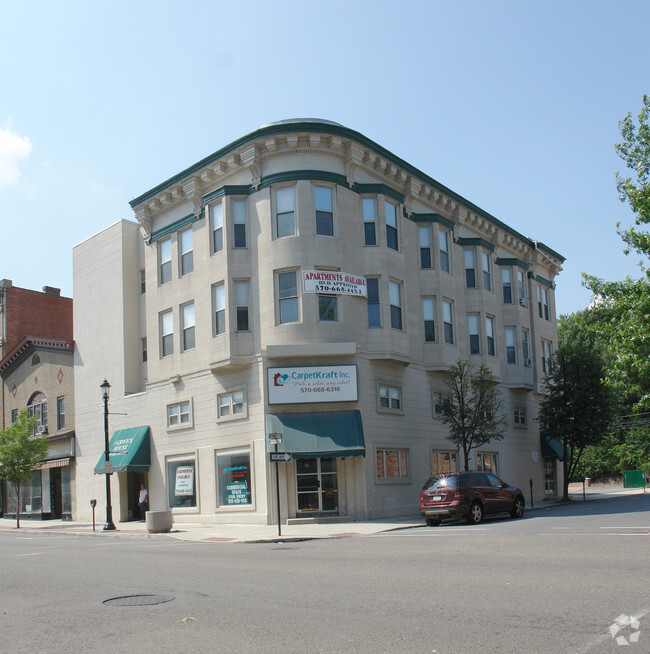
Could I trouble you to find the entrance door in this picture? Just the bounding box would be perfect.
[50,468,62,519]
[127,472,147,521]
[296,457,338,514]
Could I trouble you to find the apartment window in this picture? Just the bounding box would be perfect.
[140,269,146,294]
[517,270,526,304]
[367,277,380,327]
[505,327,516,364]
[513,407,527,426]
[433,393,449,418]
[233,198,247,248]
[218,390,246,419]
[538,285,550,320]
[486,316,496,356]
[423,298,435,342]
[160,310,174,357]
[432,450,458,475]
[315,186,334,236]
[275,186,295,238]
[141,337,147,363]
[167,457,196,508]
[482,252,491,291]
[389,280,402,330]
[28,393,48,433]
[168,401,191,427]
[443,300,454,344]
[212,201,224,253]
[477,452,498,474]
[278,270,299,324]
[213,283,226,335]
[362,198,377,245]
[159,237,172,284]
[464,249,476,288]
[385,201,398,250]
[541,339,554,374]
[179,227,193,276]
[318,294,337,321]
[376,448,409,479]
[468,314,480,354]
[379,384,401,411]
[419,226,432,269]
[522,329,530,365]
[439,228,450,273]
[182,302,196,351]
[502,268,512,303]
[235,280,250,332]
[57,396,65,431]
[11,408,18,423]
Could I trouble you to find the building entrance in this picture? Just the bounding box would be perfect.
[127,472,147,521]
[296,457,338,513]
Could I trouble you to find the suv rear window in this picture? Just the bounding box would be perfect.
[421,475,458,491]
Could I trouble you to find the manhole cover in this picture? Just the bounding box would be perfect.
[103,594,175,607]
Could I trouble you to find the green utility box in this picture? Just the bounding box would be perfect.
[623,470,645,488]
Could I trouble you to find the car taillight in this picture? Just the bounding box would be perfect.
[419,493,424,502]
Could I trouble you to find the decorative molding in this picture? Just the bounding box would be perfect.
[182,177,203,218]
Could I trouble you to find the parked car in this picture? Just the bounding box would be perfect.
[419,471,525,525]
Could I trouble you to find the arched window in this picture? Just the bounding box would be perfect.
[27,392,47,433]
[31,354,40,365]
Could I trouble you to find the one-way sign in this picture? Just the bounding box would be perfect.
[269,452,292,462]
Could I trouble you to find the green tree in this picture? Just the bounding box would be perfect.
[440,360,506,470]
[0,410,50,528]
[538,338,616,501]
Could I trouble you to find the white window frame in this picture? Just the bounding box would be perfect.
[376,447,409,481]
[378,383,402,413]
[232,198,247,248]
[486,316,496,356]
[277,269,299,324]
[443,300,454,345]
[167,400,192,429]
[179,227,193,276]
[439,228,450,273]
[502,268,512,304]
[513,407,527,426]
[275,186,295,238]
[477,452,498,474]
[159,237,172,285]
[419,225,432,269]
[385,201,399,251]
[432,450,458,475]
[468,314,480,355]
[482,251,491,291]
[160,309,174,357]
[464,249,476,288]
[181,302,196,351]
[362,197,377,246]
[213,282,226,336]
[505,327,516,364]
[423,297,435,342]
[389,280,402,330]
[217,389,247,422]
[235,279,250,332]
[367,277,381,327]
[314,185,334,236]
[212,201,224,253]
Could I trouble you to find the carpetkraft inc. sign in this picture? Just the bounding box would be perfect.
[302,271,367,297]
[268,365,358,404]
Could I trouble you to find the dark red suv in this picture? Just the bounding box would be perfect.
[419,471,525,526]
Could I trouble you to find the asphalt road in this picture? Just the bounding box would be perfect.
[1,494,648,654]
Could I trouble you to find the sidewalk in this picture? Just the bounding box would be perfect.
[0,484,644,544]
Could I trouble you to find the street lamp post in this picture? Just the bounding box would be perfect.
[100,379,116,531]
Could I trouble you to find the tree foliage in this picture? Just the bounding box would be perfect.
[440,360,506,471]
[0,410,50,528]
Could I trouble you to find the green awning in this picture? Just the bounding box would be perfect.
[94,426,151,474]
[265,410,365,459]
[541,434,564,459]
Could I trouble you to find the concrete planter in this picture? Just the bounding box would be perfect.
[146,510,173,533]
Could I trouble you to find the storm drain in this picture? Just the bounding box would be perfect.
[103,594,175,607]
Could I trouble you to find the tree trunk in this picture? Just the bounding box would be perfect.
[562,440,569,502]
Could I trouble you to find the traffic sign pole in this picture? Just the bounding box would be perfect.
[268,433,283,537]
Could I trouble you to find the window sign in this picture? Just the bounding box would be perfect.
[175,466,194,496]
[302,271,367,297]
[167,459,196,508]
[217,452,252,506]
[268,365,358,404]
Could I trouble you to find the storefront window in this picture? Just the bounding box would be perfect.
[217,451,252,507]
[167,458,197,508]
[5,471,42,514]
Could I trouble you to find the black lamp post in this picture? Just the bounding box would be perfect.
[100,379,116,531]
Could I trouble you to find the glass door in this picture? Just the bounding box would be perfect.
[296,457,338,513]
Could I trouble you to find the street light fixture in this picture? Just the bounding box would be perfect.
[100,379,116,531]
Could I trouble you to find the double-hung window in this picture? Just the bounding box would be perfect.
[538,286,550,320]
[160,309,174,357]
[276,186,295,238]
[159,237,172,284]
[482,252,491,291]
[379,385,401,411]
[419,226,432,269]
[517,270,526,304]
[235,280,250,332]
[141,337,147,363]
[486,316,496,356]
[218,390,245,419]
[541,339,554,374]
[213,282,226,335]
[367,277,380,327]
[443,300,454,344]
[179,228,193,276]
[278,271,298,324]
[385,201,398,250]
[513,407,527,426]
[464,249,476,288]
[181,302,195,351]
[522,328,530,364]
[439,229,450,273]
[318,294,337,322]
[57,396,65,431]
[502,268,512,303]
[212,201,224,253]
[505,327,516,364]
[315,186,334,236]
[362,198,377,245]
[422,298,435,342]
[468,314,480,354]
[233,198,247,248]
[168,401,190,427]
[389,280,402,330]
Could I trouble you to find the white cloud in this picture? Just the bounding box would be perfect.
[0,119,32,185]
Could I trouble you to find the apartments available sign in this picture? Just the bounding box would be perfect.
[302,271,367,297]
[268,365,358,404]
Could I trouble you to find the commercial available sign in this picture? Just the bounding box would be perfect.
[268,365,358,404]
[302,270,367,297]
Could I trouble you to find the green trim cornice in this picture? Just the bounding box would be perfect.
[456,237,495,253]
[495,257,529,270]
[352,183,404,204]
[203,185,251,205]
[409,213,455,229]
[532,274,554,289]
[258,170,349,191]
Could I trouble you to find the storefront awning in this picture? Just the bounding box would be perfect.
[94,426,151,474]
[541,434,565,459]
[265,410,365,459]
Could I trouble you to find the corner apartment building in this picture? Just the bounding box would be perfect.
[72,119,564,525]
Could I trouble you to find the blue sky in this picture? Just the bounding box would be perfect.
[1,0,648,315]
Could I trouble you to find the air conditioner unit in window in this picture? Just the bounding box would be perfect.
[524,358,532,367]
[36,426,48,435]
[519,298,528,307]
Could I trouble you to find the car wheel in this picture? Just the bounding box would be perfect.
[425,517,441,527]
[466,501,483,524]
[511,496,525,519]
